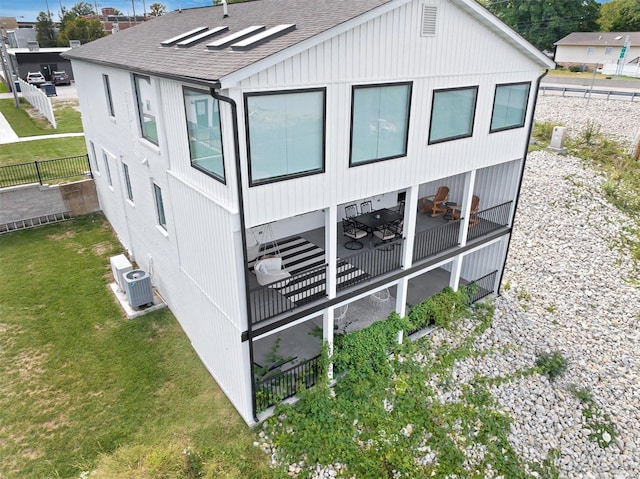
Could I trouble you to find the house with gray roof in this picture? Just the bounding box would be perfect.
[64,0,554,424]
[554,31,640,71]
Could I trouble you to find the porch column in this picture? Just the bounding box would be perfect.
[401,185,419,269]
[395,276,409,317]
[325,205,338,299]
[449,254,463,291]
[458,170,477,248]
[323,308,334,380]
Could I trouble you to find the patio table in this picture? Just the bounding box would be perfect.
[353,208,403,232]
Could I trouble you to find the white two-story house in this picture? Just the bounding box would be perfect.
[64,0,554,424]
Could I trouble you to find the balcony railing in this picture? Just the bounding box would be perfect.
[467,202,512,241]
[255,355,322,412]
[413,220,461,262]
[337,238,404,292]
[249,264,328,325]
[468,270,498,303]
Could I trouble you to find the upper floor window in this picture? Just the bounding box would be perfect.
[490,82,531,133]
[245,88,325,186]
[605,47,613,55]
[587,47,595,55]
[350,82,412,166]
[183,87,225,183]
[153,183,167,229]
[133,74,158,145]
[103,74,115,117]
[90,141,99,173]
[428,86,478,144]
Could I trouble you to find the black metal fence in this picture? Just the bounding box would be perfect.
[249,264,328,325]
[0,155,92,188]
[413,220,461,262]
[255,355,322,412]
[337,238,404,292]
[468,270,498,303]
[467,201,512,241]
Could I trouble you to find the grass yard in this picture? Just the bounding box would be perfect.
[0,137,87,166]
[0,98,83,136]
[0,215,272,479]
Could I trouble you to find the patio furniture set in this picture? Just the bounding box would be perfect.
[420,186,480,226]
[343,200,404,250]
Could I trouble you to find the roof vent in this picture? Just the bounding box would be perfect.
[176,26,229,48]
[207,25,265,50]
[421,5,437,36]
[161,27,208,47]
[27,41,39,51]
[69,40,81,48]
[231,24,296,50]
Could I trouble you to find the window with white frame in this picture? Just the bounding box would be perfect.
[350,82,412,166]
[103,151,112,186]
[428,86,478,144]
[490,82,531,133]
[245,88,325,185]
[103,74,115,117]
[133,74,158,144]
[605,47,612,55]
[153,183,166,229]
[123,163,133,201]
[587,47,595,55]
[90,141,99,173]
[183,87,225,183]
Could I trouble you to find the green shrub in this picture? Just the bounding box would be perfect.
[535,351,568,382]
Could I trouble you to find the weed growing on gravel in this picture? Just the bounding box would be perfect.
[568,385,616,449]
[535,351,568,382]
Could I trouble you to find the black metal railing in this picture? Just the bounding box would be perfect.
[0,155,92,188]
[337,238,404,292]
[255,355,322,412]
[467,201,512,241]
[249,264,328,325]
[467,270,498,303]
[413,220,461,262]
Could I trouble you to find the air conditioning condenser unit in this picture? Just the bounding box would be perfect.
[123,269,153,308]
[110,254,133,291]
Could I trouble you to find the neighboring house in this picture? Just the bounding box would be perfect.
[84,8,152,35]
[64,0,554,424]
[554,31,640,70]
[7,47,74,82]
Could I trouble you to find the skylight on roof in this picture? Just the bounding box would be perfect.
[207,26,266,50]
[231,24,296,50]
[161,27,208,47]
[177,26,229,48]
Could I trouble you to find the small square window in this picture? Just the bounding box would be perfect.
[490,82,531,133]
[605,47,612,55]
[428,86,478,144]
[587,47,595,55]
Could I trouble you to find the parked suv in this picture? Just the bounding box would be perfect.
[52,71,71,86]
[26,72,46,87]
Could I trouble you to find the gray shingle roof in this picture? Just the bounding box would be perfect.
[555,32,640,47]
[63,0,394,83]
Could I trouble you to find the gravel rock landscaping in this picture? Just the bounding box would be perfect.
[262,95,640,477]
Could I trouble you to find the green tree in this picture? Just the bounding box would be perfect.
[58,17,105,45]
[149,2,167,16]
[486,0,601,52]
[71,1,96,16]
[598,0,640,32]
[35,11,58,47]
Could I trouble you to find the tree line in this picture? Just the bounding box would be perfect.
[482,0,640,52]
[36,1,167,47]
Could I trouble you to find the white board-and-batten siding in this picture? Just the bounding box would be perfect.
[234,0,543,228]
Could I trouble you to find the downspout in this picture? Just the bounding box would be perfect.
[497,69,548,295]
[210,85,259,423]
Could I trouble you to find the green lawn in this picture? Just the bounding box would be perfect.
[0,98,83,136]
[0,136,88,166]
[0,215,273,479]
[0,82,8,93]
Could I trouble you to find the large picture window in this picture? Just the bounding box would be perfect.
[133,74,158,145]
[245,88,325,185]
[350,82,412,165]
[428,86,478,144]
[490,82,530,133]
[183,87,225,183]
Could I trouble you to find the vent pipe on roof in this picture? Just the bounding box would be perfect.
[222,0,228,18]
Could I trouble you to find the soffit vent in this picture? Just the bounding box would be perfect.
[177,26,229,48]
[421,5,437,37]
[161,27,208,47]
[207,25,265,50]
[231,24,296,50]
